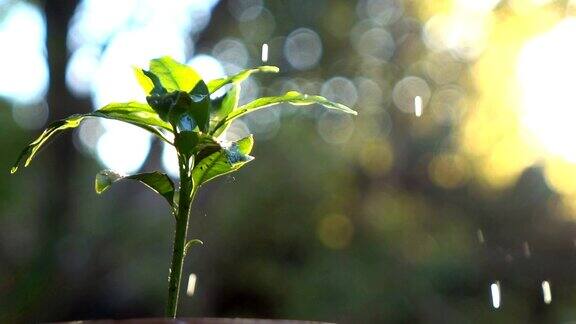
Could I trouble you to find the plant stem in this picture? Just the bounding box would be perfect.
[166,156,196,318]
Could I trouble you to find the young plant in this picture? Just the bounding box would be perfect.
[11,56,356,318]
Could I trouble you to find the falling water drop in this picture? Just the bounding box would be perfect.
[186,273,197,297]
[542,280,552,304]
[414,95,423,117]
[261,43,269,63]
[491,281,501,309]
[477,229,485,245]
[523,241,531,258]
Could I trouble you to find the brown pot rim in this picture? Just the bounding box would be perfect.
[51,317,335,324]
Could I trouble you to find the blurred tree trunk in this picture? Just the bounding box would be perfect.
[22,0,89,321]
[43,0,82,224]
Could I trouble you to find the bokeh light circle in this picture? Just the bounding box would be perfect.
[392,76,431,114]
[284,28,323,70]
[320,77,358,108]
[96,123,152,174]
[317,112,355,145]
[212,38,249,74]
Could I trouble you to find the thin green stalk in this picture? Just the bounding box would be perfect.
[166,155,196,317]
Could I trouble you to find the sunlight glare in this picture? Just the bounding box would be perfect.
[518,19,576,162]
[0,2,48,104]
[68,0,220,174]
[162,143,179,178]
[188,54,226,98]
[454,0,502,13]
[96,123,151,174]
[91,29,186,109]
[187,54,226,84]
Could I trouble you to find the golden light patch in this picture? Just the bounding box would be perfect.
[428,153,470,189]
[357,139,394,177]
[317,214,354,250]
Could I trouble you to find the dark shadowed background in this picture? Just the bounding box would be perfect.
[2,0,576,323]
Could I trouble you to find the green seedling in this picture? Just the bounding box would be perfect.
[11,56,356,317]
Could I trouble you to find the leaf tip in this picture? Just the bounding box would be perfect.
[94,182,108,195]
[261,65,280,73]
[95,170,118,194]
[184,239,204,255]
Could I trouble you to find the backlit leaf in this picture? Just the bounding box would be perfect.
[207,66,279,94]
[149,56,202,92]
[186,80,210,132]
[133,66,154,94]
[11,102,172,174]
[192,135,254,186]
[211,91,357,135]
[95,170,175,207]
[96,102,172,131]
[210,84,240,137]
[11,115,83,174]
[194,135,221,162]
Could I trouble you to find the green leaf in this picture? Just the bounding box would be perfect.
[143,70,168,96]
[187,80,210,132]
[147,80,210,134]
[11,102,172,174]
[166,91,196,131]
[211,91,357,135]
[174,130,200,157]
[194,135,222,162]
[146,90,181,122]
[175,132,222,162]
[207,66,279,94]
[210,84,240,137]
[237,91,357,116]
[96,102,172,131]
[184,239,204,256]
[192,135,254,186]
[11,115,83,174]
[133,66,154,94]
[149,56,202,92]
[95,170,175,207]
